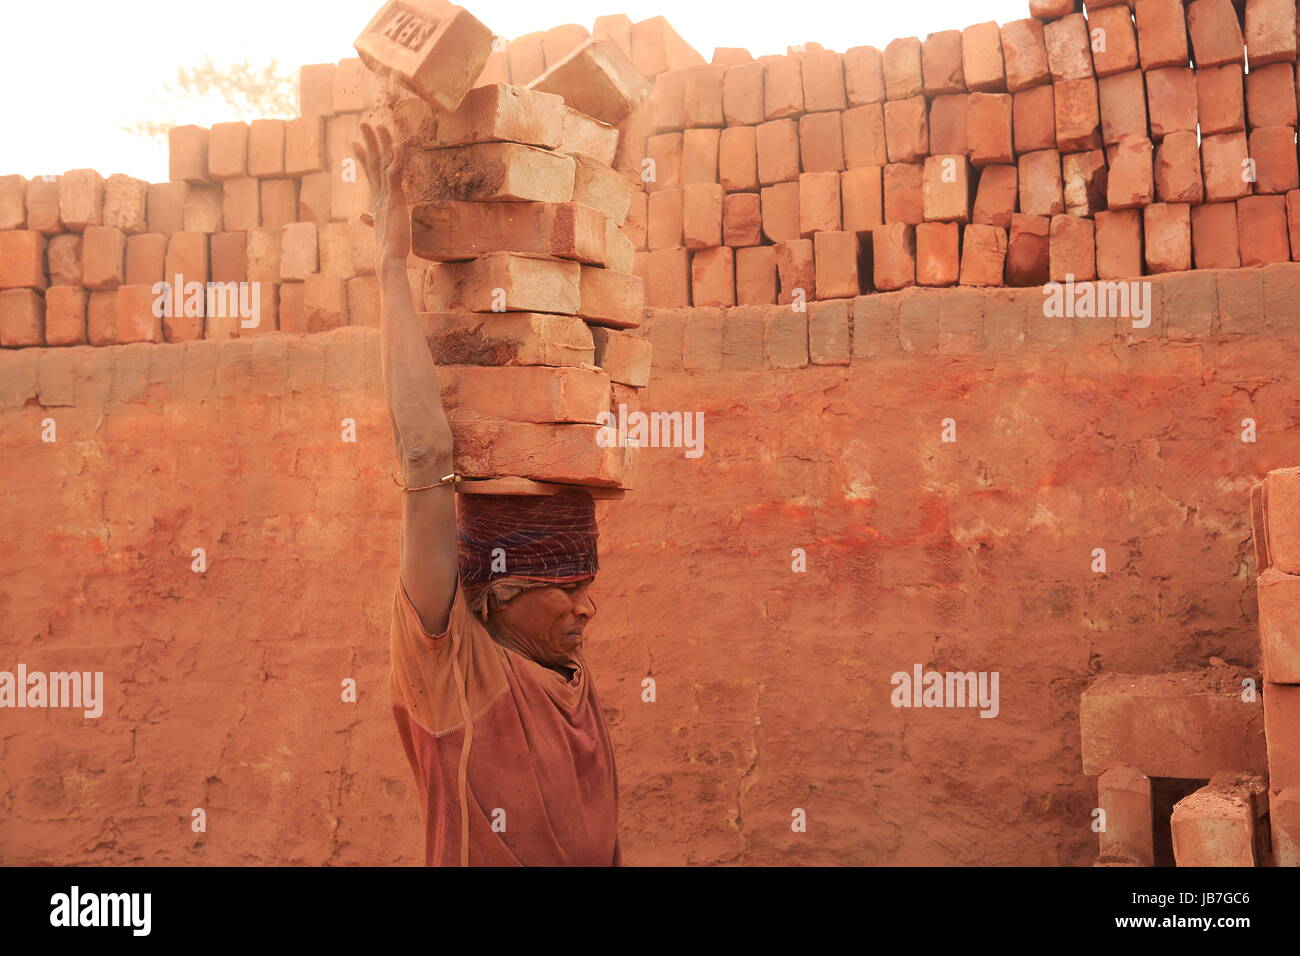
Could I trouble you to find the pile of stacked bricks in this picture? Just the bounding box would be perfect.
[1249,467,1300,866]
[1077,469,1300,867]
[611,0,1300,307]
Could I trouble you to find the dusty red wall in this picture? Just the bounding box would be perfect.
[3,265,1299,865]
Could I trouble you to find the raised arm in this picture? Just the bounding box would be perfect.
[353,122,459,635]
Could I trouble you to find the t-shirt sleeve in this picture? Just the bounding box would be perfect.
[389,577,509,736]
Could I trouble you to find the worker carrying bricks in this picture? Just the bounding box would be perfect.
[352,121,622,867]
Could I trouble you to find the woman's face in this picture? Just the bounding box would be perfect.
[490,578,597,671]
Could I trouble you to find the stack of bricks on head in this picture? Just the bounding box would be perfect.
[0,0,656,495]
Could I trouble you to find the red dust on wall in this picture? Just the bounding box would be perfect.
[2,266,1299,865]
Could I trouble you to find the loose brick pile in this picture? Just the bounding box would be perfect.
[608,0,1300,307]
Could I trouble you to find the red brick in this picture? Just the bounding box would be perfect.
[735,246,777,304]
[1143,202,1192,272]
[46,234,81,286]
[530,38,650,127]
[333,56,378,113]
[799,171,841,235]
[968,92,1014,165]
[278,222,317,281]
[691,246,734,307]
[1014,85,1057,152]
[1007,213,1050,285]
[355,2,492,112]
[624,192,648,251]
[58,170,103,232]
[412,200,606,264]
[723,193,763,246]
[873,223,916,290]
[260,180,298,229]
[0,175,27,231]
[1045,13,1095,81]
[756,119,800,185]
[645,69,686,133]
[884,37,923,100]
[1191,201,1241,267]
[1195,64,1245,135]
[923,31,966,96]
[1246,62,1298,128]
[1135,0,1191,71]
[682,183,724,248]
[1154,130,1204,203]
[146,182,186,235]
[101,175,148,235]
[764,55,804,119]
[210,232,247,284]
[723,61,766,125]
[85,290,116,345]
[182,184,221,233]
[125,233,167,286]
[1030,0,1079,19]
[577,265,643,329]
[719,127,759,191]
[760,181,800,242]
[1238,193,1291,264]
[1063,149,1109,215]
[1202,131,1252,200]
[1019,149,1065,215]
[1002,19,1051,92]
[842,166,884,231]
[884,96,930,163]
[883,163,924,224]
[1096,766,1156,867]
[799,111,845,172]
[221,178,260,232]
[922,155,972,222]
[298,63,335,116]
[681,128,720,185]
[1107,136,1155,208]
[646,188,683,250]
[814,230,865,297]
[1267,468,1300,575]
[1245,0,1297,69]
[842,104,888,168]
[246,227,282,285]
[43,285,87,346]
[1055,77,1102,151]
[963,21,1007,93]
[208,122,248,180]
[25,178,61,235]
[1099,70,1149,144]
[169,125,211,184]
[1263,682,1300,790]
[844,45,886,106]
[433,84,565,150]
[1090,4,1141,77]
[0,289,43,346]
[81,226,126,290]
[930,94,972,155]
[971,165,1019,231]
[1049,213,1096,279]
[1188,0,1246,67]
[802,50,847,112]
[915,221,959,286]
[424,252,580,314]
[645,132,683,192]
[1259,568,1300,682]
[959,223,1007,285]
[118,285,166,343]
[1095,208,1144,278]
[774,238,815,304]
[558,107,619,166]
[684,63,725,127]
[1250,126,1300,194]
[0,231,47,290]
[1170,775,1267,866]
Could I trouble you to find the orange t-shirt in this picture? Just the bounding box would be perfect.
[389,580,622,866]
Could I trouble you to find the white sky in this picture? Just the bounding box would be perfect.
[0,0,1031,182]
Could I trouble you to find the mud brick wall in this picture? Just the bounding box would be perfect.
[4,266,1299,865]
